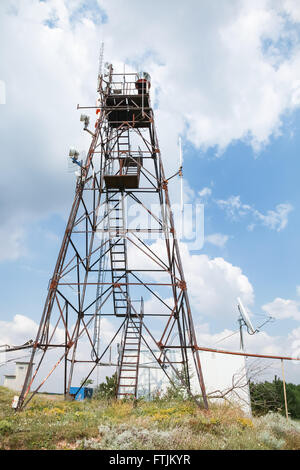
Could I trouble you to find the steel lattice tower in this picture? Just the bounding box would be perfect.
[17,65,208,410]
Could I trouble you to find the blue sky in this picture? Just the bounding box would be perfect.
[185,133,298,332]
[1,0,300,385]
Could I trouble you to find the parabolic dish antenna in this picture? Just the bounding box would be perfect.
[237,297,257,335]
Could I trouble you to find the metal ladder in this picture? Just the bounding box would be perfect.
[116,302,143,399]
[91,232,107,361]
[117,128,130,164]
[107,191,130,317]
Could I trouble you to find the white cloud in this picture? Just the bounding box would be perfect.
[217,196,245,218]
[262,297,300,321]
[205,233,229,248]
[0,312,120,391]
[1,1,300,261]
[0,314,38,347]
[196,321,282,356]
[128,239,254,321]
[254,203,293,231]
[217,195,293,231]
[288,326,300,361]
[100,0,300,152]
[282,0,300,23]
[0,0,101,260]
[199,187,212,199]
[0,223,25,262]
[182,247,254,319]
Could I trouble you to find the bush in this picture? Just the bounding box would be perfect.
[78,423,181,450]
[0,419,14,436]
[161,368,192,401]
[93,373,118,400]
[255,412,300,450]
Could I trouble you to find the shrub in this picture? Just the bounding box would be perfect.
[78,423,181,450]
[93,373,117,400]
[0,419,14,436]
[255,411,300,450]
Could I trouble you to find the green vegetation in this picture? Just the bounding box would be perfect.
[93,373,118,400]
[80,378,94,387]
[250,376,300,419]
[0,386,300,450]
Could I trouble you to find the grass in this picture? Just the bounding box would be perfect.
[0,386,300,450]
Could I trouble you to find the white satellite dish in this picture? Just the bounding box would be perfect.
[236,297,274,351]
[237,297,256,335]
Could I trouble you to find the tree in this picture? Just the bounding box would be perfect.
[250,376,300,419]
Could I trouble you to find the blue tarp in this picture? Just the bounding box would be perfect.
[69,387,93,401]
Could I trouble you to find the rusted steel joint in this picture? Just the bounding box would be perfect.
[113,282,121,289]
[162,180,168,191]
[49,278,58,290]
[157,341,164,350]
[177,280,187,290]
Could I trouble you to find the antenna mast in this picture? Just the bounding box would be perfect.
[16,65,208,411]
[98,41,104,78]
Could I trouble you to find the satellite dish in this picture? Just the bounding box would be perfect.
[236,297,275,351]
[237,297,257,335]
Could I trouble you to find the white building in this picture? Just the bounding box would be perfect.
[137,350,252,416]
[4,362,33,392]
